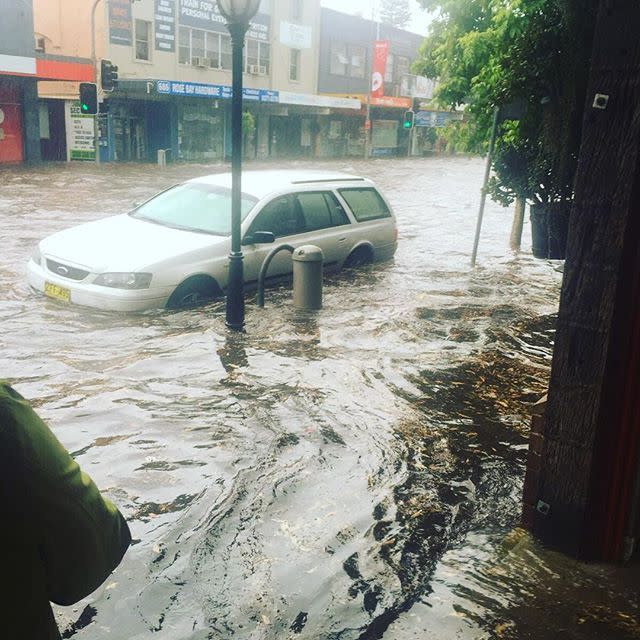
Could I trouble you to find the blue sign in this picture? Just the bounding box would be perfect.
[156,80,279,103]
[415,110,462,128]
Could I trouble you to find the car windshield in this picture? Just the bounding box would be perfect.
[130,182,258,235]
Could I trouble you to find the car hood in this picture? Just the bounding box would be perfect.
[40,214,228,272]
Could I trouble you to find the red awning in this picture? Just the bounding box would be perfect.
[36,58,94,82]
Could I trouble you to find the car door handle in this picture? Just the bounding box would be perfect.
[338,237,346,242]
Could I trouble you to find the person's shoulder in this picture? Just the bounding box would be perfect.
[0,382,28,412]
[0,382,25,399]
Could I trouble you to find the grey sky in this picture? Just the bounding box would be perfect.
[320,0,431,36]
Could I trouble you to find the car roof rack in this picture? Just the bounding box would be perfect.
[290,177,366,184]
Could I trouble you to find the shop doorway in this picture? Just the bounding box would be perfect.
[269,115,302,158]
[113,116,146,161]
[40,100,66,161]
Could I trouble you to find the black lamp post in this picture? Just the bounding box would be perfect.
[217,0,261,330]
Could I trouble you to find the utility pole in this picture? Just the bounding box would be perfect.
[364,1,380,159]
[470,106,499,266]
[91,0,102,165]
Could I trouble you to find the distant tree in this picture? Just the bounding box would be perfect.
[379,0,412,28]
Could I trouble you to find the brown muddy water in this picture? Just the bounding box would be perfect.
[1,157,638,639]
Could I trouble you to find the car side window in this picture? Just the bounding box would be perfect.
[296,191,349,232]
[338,188,391,222]
[248,195,303,238]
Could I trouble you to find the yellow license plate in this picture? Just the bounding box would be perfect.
[44,281,71,303]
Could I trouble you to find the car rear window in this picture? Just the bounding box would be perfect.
[297,191,349,231]
[338,188,391,222]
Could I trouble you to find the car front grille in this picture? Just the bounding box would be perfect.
[46,259,90,281]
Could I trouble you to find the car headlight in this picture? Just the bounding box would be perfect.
[93,272,152,289]
[31,247,42,266]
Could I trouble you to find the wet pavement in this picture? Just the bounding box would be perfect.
[1,156,638,639]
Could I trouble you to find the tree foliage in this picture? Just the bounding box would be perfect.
[379,0,413,28]
[413,0,598,205]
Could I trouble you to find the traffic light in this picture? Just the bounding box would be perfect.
[101,59,118,91]
[79,82,98,115]
[402,110,415,129]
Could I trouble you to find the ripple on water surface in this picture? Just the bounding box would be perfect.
[3,158,612,639]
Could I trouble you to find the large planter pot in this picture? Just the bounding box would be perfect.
[530,201,571,259]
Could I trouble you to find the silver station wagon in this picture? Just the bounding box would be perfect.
[28,170,398,311]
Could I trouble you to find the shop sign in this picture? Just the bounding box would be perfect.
[400,74,436,99]
[414,110,463,128]
[155,0,176,52]
[369,96,412,109]
[157,80,278,102]
[280,92,360,110]
[279,22,312,49]
[66,101,95,161]
[178,0,270,41]
[108,0,133,46]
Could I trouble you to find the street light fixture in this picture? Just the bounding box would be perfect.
[217,0,261,331]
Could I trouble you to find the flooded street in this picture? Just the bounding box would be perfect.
[2,156,638,639]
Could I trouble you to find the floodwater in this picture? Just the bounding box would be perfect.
[1,156,638,639]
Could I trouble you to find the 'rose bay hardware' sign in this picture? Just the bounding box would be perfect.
[178,0,270,41]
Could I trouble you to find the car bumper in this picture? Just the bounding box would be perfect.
[27,260,173,312]
[374,240,398,262]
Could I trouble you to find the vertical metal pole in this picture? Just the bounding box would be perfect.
[364,3,378,159]
[470,106,499,267]
[91,0,102,165]
[225,24,246,330]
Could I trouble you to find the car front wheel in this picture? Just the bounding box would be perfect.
[166,275,222,309]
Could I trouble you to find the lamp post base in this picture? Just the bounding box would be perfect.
[225,251,245,330]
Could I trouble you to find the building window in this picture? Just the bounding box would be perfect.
[179,27,234,69]
[396,55,410,81]
[245,39,270,74]
[178,26,190,64]
[291,0,302,21]
[384,52,395,83]
[330,42,347,75]
[221,33,232,69]
[330,42,367,78]
[348,45,365,79]
[135,19,151,61]
[191,28,205,60]
[289,48,300,81]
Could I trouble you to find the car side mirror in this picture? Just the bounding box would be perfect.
[242,230,275,245]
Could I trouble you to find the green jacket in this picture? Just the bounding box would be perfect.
[0,383,131,639]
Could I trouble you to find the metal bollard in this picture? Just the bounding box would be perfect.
[292,245,323,310]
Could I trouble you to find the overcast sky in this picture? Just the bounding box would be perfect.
[320,0,431,36]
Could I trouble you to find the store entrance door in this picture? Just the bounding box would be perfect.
[114,116,146,161]
[269,115,302,158]
[40,100,66,161]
